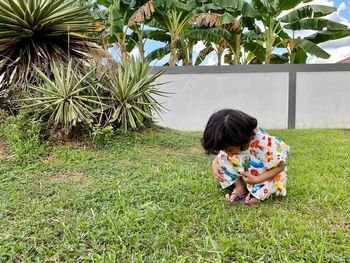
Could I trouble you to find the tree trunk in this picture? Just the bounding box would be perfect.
[264,22,275,64]
[216,45,223,65]
[135,28,145,63]
[290,52,295,64]
[265,41,272,64]
[234,34,241,65]
[189,44,193,66]
[139,44,145,63]
[121,32,128,64]
[170,34,177,66]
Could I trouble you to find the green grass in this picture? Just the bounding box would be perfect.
[0,127,349,262]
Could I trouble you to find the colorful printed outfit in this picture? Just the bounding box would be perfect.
[216,128,290,200]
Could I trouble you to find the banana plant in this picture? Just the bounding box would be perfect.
[280,4,350,63]
[126,26,173,63]
[144,26,229,65]
[98,0,154,63]
[252,0,350,64]
[133,0,244,66]
[147,0,196,66]
[129,0,214,65]
[188,1,260,65]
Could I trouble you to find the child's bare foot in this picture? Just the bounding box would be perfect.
[225,187,248,203]
[244,194,260,205]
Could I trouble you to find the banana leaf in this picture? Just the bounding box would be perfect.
[146,30,171,42]
[292,49,308,64]
[213,0,244,10]
[221,12,235,24]
[284,18,348,31]
[270,53,289,64]
[305,29,350,44]
[241,2,259,18]
[145,46,170,62]
[277,0,312,12]
[252,0,276,16]
[154,0,192,11]
[184,28,223,44]
[295,38,330,59]
[194,4,223,13]
[126,29,170,52]
[195,45,214,65]
[110,4,124,34]
[279,5,336,23]
[244,42,265,62]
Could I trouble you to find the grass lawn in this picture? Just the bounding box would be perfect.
[0,128,349,262]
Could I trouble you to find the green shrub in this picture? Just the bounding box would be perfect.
[91,124,115,144]
[18,58,168,139]
[3,112,47,163]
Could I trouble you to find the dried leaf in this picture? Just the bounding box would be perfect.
[226,20,241,32]
[218,38,229,47]
[128,1,155,27]
[188,13,222,27]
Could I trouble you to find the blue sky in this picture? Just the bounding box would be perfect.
[127,0,350,65]
[335,0,350,18]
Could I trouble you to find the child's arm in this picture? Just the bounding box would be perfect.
[242,161,285,184]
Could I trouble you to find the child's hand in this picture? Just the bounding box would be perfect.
[212,159,225,182]
[241,172,259,185]
[243,162,285,185]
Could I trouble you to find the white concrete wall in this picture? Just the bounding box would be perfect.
[296,71,350,128]
[153,66,350,131]
[155,72,289,131]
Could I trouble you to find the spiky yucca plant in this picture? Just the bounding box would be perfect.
[0,0,104,89]
[102,59,167,133]
[23,61,104,133]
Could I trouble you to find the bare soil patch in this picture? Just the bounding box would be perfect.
[48,171,88,181]
[160,145,204,155]
[0,140,10,159]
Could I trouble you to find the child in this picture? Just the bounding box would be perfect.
[201,109,290,205]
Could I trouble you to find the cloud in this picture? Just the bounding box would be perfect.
[195,45,232,65]
[206,52,218,65]
[130,47,140,58]
[193,41,206,54]
[193,41,226,65]
[338,2,347,12]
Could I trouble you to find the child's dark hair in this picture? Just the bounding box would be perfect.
[201,109,257,154]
